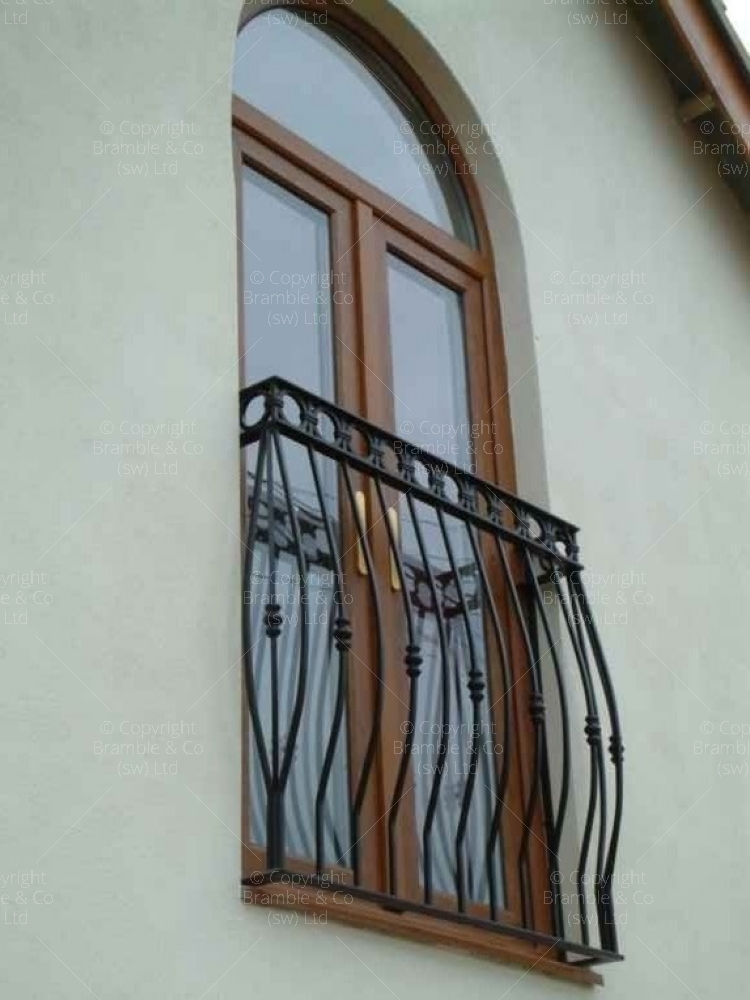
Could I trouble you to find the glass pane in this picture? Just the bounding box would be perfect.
[388,255,472,471]
[245,437,349,870]
[234,13,474,243]
[242,168,347,867]
[241,165,334,399]
[387,255,503,905]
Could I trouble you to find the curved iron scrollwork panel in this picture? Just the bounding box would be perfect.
[240,377,625,968]
[243,437,351,871]
[400,514,503,910]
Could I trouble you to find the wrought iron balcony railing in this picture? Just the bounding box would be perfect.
[240,376,624,970]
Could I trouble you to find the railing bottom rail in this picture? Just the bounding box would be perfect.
[241,869,624,967]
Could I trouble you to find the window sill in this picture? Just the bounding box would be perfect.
[242,882,604,987]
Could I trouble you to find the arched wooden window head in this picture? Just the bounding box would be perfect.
[232,0,514,491]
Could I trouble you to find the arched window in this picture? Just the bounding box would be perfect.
[232,3,507,456]
[236,1,623,980]
[234,9,475,242]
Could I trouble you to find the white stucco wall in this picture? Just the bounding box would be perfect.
[2,0,749,997]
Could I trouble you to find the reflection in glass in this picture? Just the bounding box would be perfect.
[241,169,347,868]
[245,438,349,869]
[241,166,334,400]
[388,255,472,472]
[387,254,503,905]
[234,12,474,242]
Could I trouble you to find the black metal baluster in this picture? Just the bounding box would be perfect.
[242,429,273,857]
[520,549,572,939]
[570,574,624,954]
[546,569,592,942]
[467,523,513,921]
[556,569,603,947]
[262,424,285,869]
[493,534,545,931]
[340,456,384,888]
[567,575,609,947]
[404,488,451,906]
[522,573,559,931]
[284,622,310,859]
[249,582,269,840]
[434,503,484,914]
[269,430,311,869]
[306,441,352,875]
[373,478,422,898]
[310,607,336,858]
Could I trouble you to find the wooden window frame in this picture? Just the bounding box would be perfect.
[234,1,601,986]
[663,0,750,154]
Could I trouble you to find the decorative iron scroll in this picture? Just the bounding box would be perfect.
[240,377,624,968]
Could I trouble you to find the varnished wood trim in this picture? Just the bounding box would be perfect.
[237,0,495,255]
[381,222,474,292]
[232,97,488,278]
[241,883,603,986]
[662,0,750,163]
[234,126,353,218]
[480,277,517,493]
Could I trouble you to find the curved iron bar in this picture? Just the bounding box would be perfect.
[340,460,385,887]
[493,535,546,930]
[467,524,513,921]
[521,550,572,934]
[310,610,338,860]
[553,570,603,946]
[271,431,311,795]
[417,606,455,899]
[284,621,311,858]
[260,427,286,865]
[373,478,423,898]
[433,503,484,913]
[566,576,609,939]
[305,441,352,874]
[569,574,624,953]
[548,569,596,940]
[242,428,272,790]
[404,489,452,906]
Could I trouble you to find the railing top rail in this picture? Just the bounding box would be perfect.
[240,376,583,568]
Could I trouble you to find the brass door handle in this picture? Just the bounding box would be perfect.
[354,492,401,591]
[387,506,401,592]
[355,490,368,576]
